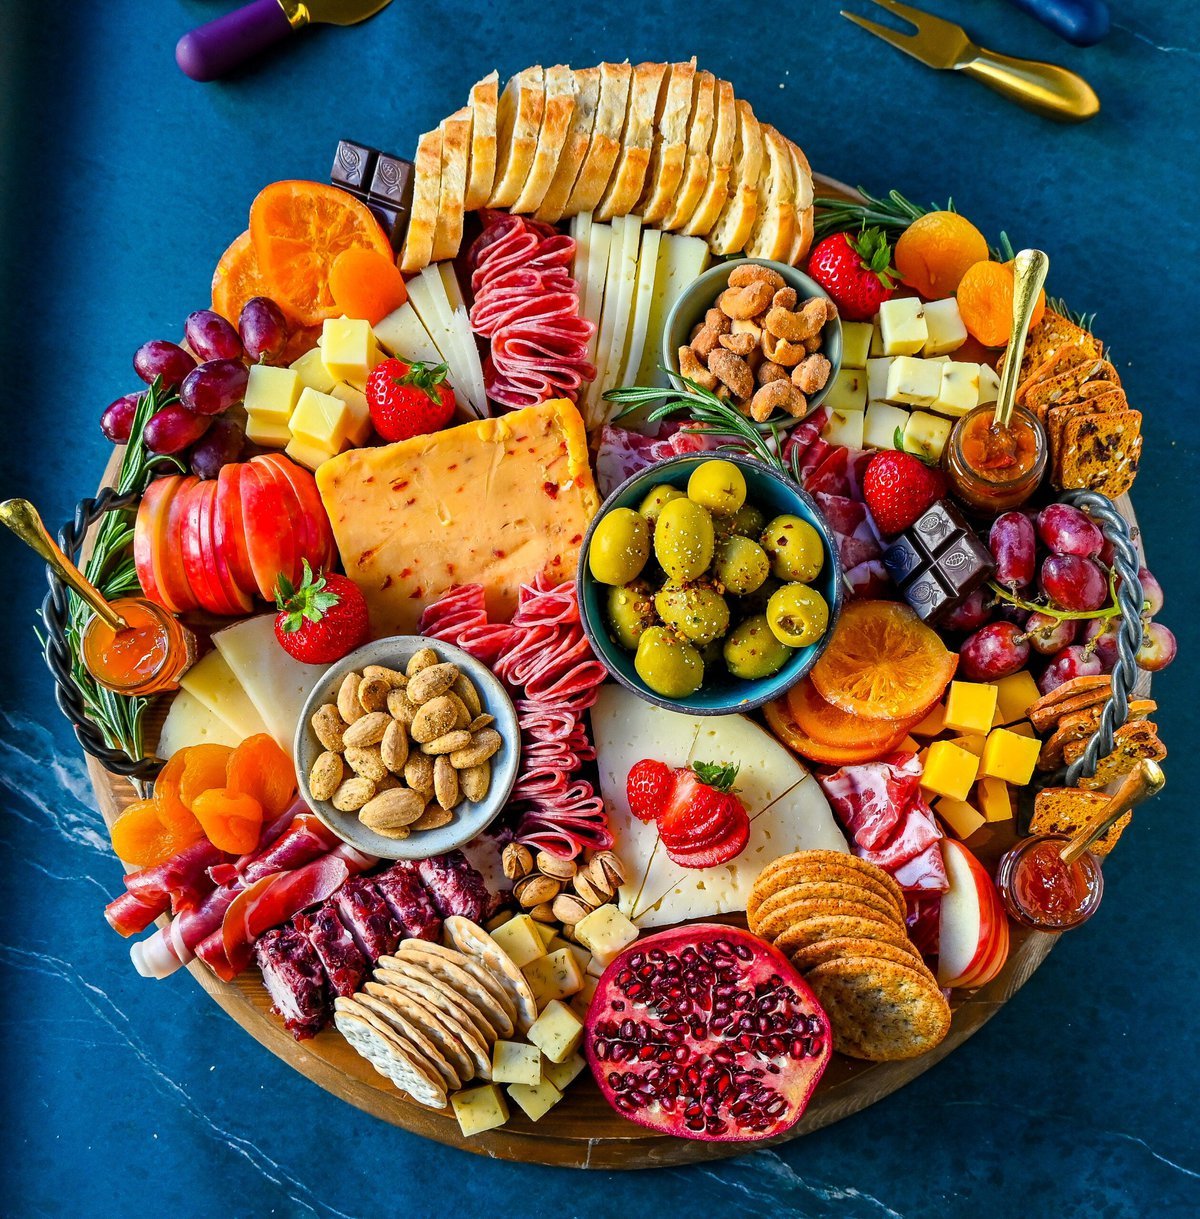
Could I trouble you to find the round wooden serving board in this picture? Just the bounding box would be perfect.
[85,175,1149,1168]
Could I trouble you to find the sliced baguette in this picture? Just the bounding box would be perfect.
[661,70,716,231]
[564,61,631,216]
[400,126,442,273]
[707,99,763,255]
[535,66,601,224]
[744,125,796,263]
[431,107,472,263]
[463,70,498,212]
[784,138,815,264]
[488,66,545,208]
[511,64,577,214]
[681,77,736,237]
[595,61,667,222]
[636,60,696,225]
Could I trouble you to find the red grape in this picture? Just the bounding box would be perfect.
[239,297,289,363]
[1023,611,1077,655]
[1136,622,1177,672]
[144,405,211,455]
[133,339,196,390]
[941,588,991,632]
[189,417,246,479]
[185,309,244,361]
[1039,645,1103,694]
[99,392,142,443]
[1036,503,1103,557]
[180,358,250,416]
[989,511,1036,589]
[959,621,1030,680]
[1040,554,1108,612]
[1138,567,1164,616]
[1081,617,1119,672]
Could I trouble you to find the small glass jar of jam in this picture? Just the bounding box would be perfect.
[995,833,1104,930]
[81,596,196,696]
[944,403,1047,515]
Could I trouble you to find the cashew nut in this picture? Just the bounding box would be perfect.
[719,331,758,357]
[756,360,789,387]
[761,330,809,367]
[749,379,807,422]
[727,264,786,291]
[690,325,722,359]
[708,349,754,400]
[717,280,774,320]
[792,353,832,395]
[772,286,798,311]
[704,308,732,335]
[765,297,827,342]
[678,345,718,390]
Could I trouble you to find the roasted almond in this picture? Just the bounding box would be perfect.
[407,661,460,704]
[336,672,366,723]
[466,713,495,733]
[411,804,453,832]
[380,719,410,773]
[308,751,343,802]
[404,752,435,798]
[453,674,482,717]
[359,786,426,831]
[357,675,392,713]
[420,729,473,756]
[448,727,502,768]
[344,745,388,782]
[331,776,376,812]
[311,704,346,752]
[433,755,459,810]
[411,696,458,744]
[406,647,439,678]
[459,760,491,803]
[342,711,392,748]
[363,664,407,689]
[386,688,419,728]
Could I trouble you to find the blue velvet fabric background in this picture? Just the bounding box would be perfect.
[1,2,1197,1215]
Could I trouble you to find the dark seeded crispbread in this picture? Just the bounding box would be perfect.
[1031,787,1128,856]
[1063,720,1166,790]
[789,935,931,978]
[1057,409,1143,496]
[1002,310,1102,382]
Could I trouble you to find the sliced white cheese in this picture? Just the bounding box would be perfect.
[582,215,629,424]
[595,213,643,417]
[591,685,847,929]
[615,226,662,394]
[437,263,489,417]
[156,689,243,759]
[634,232,711,387]
[404,271,470,415]
[374,301,445,370]
[179,649,270,740]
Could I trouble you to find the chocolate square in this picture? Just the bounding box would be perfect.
[882,535,926,583]
[329,140,414,254]
[332,140,377,191]
[369,155,414,210]
[904,570,954,621]
[912,500,961,552]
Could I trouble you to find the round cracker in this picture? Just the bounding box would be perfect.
[774,913,909,957]
[351,991,462,1091]
[765,862,908,921]
[750,852,906,921]
[751,883,903,935]
[804,956,951,1061]
[333,1004,447,1108]
[753,895,902,943]
[375,958,498,1044]
[372,971,492,1079]
[789,935,931,979]
[443,915,539,1033]
[401,936,519,1028]
[393,944,513,1036]
[363,980,476,1084]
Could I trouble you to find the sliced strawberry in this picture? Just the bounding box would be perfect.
[657,762,741,847]
[665,815,751,869]
[626,758,675,823]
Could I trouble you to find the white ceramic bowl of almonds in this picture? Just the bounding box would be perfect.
[294,637,521,860]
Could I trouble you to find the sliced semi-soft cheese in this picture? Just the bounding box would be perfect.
[179,649,270,740]
[578,217,612,376]
[581,215,629,423]
[212,614,326,750]
[615,226,662,395]
[596,213,643,402]
[438,262,489,416]
[374,302,445,369]
[633,232,711,387]
[591,685,847,928]
[156,689,243,758]
[404,272,470,414]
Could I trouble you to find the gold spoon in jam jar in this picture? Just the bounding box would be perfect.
[993,248,1050,432]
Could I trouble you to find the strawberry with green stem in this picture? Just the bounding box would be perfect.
[274,560,370,664]
[806,227,898,322]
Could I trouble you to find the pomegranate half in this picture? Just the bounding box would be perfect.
[585,924,832,1141]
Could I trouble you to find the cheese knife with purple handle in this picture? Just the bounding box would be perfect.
[176,0,394,82]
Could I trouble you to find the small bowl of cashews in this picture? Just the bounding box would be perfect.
[663,258,842,425]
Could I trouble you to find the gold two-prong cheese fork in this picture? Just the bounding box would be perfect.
[841,0,1100,122]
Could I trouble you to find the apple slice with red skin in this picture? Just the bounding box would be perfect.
[238,461,297,601]
[213,463,257,601]
[937,838,1010,988]
[954,883,1010,989]
[160,475,201,614]
[252,454,319,582]
[197,478,254,615]
[134,475,178,610]
[179,479,229,615]
[257,452,335,572]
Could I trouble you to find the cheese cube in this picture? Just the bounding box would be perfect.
[244,416,292,448]
[866,356,896,403]
[977,775,1013,822]
[980,728,1041,786]
[991,671,1041,726]
[290,346,338,394]
[451,1083,509,1136]
[507,1078,563,1122]
[921,740,981,801]
[534,922,559,950]
[548,937,592,976]
[573,904,639,967]
[527,1000,584,1063]
[825,368,868,413]
[484,911,510,932]
[491,1040,543,1086]
[932,361,979,417]
[244,364,302,423]
[935,796,986,840]
[863,401,910,450]
[943,681,1000,734]
[821,408,865,450]
[953,733,987,758]
[284,437,337,472]
[898,735,920,753]
[571,973,599,1020]
[321,317,377,386]
[922,298,968,355]
[523,948,585,1009]
[924,354,951,362]
[1008,720,1036,738]
[841,321,873,369]
[977,363,1001,404]
[491,915,547,969]
[290,387,350,450]
[330,383,372,448]
[879,297,928,355]
[902,411,952,461]
[886,356,941,407]
[541,1052,586,1091]
[909,702,946,737]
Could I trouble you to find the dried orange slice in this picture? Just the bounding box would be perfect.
[249,181,392,326]
[211,230,270,325]
[765,697,913,767]
[786,676,921,749]
[810,601,957,722]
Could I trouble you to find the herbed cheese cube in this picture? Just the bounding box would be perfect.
[886,356,941,407]
[571,971,599,1020]
[921,740,981,802]
[541,1052,587,1091]
[573,904,639,966]
[289,387,350,450]
[290,346,338,394]
[980,728,1041,786]
[321,316,377,386]
[523,947,585,1009]
[330,383,372,448]
[526,1000,584,1064]
[935,796,986,840]
[244,364,302,423]
[903,411,952,461]
[491,1040,543,1086]
[507,1078,563,1122]
[943,681,1000,735]
[491,915,547,969]
[863,401,910,450]
[978,362,1001,404]
[932,361,979,417]
[534,922,559,950]
[879,297,928,355]
[841,321,873,369]
[821,408,865,450]
[825,368,868,414]
[548,937,592,977]
[451,1083,509,1136]
[866,356,896,403]
[922,297,969,355]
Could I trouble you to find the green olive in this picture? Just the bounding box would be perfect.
[740,575,782,617]
[635,627,705,698]
[606,581,657,650]
[638,483,685,522]
[699,637,726,671]
[589,508,650,586]
[766,583,830,647]
[723,613,796,680]
[654,583,731,646]
[686,459,747,516]
[760,514,824,583]
[729,503,766,537]
[653,497,715,582]
[713,535,770,596]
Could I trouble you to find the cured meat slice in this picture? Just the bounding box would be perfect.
[332,876,401,962]
[373,862,444,941]
[593,424,720,497]
[294,905,367,999]
[208,813,340,887]
[255,928,329,1040]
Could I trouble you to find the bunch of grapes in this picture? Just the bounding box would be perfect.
[99,297,290,479]
[942,503,1175,694]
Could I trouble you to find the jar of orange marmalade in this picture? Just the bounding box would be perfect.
[944,403,1047,515]
[81,597,196,695]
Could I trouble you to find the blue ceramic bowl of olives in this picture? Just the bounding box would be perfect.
[577,453,844,715]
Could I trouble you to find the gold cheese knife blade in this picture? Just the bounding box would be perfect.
[279,0,395,29]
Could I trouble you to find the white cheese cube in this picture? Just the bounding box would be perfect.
[534,921,558,950]
[879,297,928,355]
[290,346,338,394]
[491,1040,543,1086]
[283,436,337,472]
[903,411,953,461]
[978,362,1001,404]
[548,937,592,977]
[526,1000,584,1063]
[523,948,585,1009]
[924,354,951,362]
[869,320,885,357]
[570,973,600,1020]
[289,387,350,450]
[507,1078,563,1122]
[541,1052,586,1091]
[321,316,377,386]
[490,915,547,969]
[330,383,372,448]
[863,401,911,450]
[824,368,868,413]
[573,904,639,966]
[451,1083,509,1136]
[244,365,302,423]
[244,416,291,448]
[866,356,895,403]
[932,361,980,417]
[886,356,942,406]
[840,321,873,369]
[922,298,969,355]
[821,408,865,450]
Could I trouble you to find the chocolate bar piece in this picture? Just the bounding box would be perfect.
[882,498,995,623]
[330,139,414,253]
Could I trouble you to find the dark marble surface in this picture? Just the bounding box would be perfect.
[1,1,1197,1215]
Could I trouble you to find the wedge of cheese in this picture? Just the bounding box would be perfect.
[431,107,472,264]
[708,99,763,255]
[595,61,666,222]
[681,77,736,238]
[400,127,442,274]
[571,212,612,380]
[535,66,601,225]
[745,125,796,263]
[616,226,662,390]
[405,267,487,418]
[587,214,642,418]
[489,66,545,208]
[374,302,444,369]
[661,70,716,231]
[435,263,488,416]
[632,231,711,388]
[592,686,848,928]
[564,61,631,216]
[156,690,243,760]
[512,64,576,214]
[464,71,499,212]
[636,60,695,225]
[316,399,600,634]
[179,649,269,740]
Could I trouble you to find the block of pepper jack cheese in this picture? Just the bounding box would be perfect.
[316,398,600,635]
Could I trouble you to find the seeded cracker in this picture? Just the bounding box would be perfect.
[333,1005,448,1108]
[789,935,933,979]
[774,913,910,956]
[349,992,463,1091]
[443,915,540,1033]
[754,896,904,944]
[752,881,904,929]
[363,981,476,1083]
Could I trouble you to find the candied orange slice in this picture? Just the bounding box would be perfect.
[178,743,235,811]
[110,799,198,868]
[227,733,297,818]
[153,750,200,836]
[786,677,922,749]
[765,697,913,767]
[810,601,957,722]
[211,230,270,325]
[192,788,264,855]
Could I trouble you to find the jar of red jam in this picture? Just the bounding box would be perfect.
[944,403,1047,515]
[995,833,1104,930]
[81,596,196,696]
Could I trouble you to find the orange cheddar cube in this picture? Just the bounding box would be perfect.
[934,796,986,839]
[991,670,1041,726]
[910,702,947,737]
[977,776,1013,822]
[944,681,999,735]
[954,733,987,758]
[1008,721,1036,738]
[898,735,920,753]
[921,740,980,802]
[980,727,1041,786]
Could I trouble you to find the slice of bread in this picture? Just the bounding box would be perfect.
[431,107,472,263]
[463,70,498,212]
[708,99,763,255]
[661,70,716,231]
[564,61,631,216]
[511,64,577,214]
[784,138,815,264]
[595,61,667,222]
[535,66,601,223]
[636,60,696,225]
[488,66,545,208]
[400,126,443,273]
[681,77,736,237]
[745,125,796,262]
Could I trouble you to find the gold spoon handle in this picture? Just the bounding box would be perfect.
[993,248,1050,431]
[0,498,126,631]
[962,49,1100,124]
[1059,760,1166,865]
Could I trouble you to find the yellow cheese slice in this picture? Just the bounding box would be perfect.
[179,649,270,740]
[156,690,243,760]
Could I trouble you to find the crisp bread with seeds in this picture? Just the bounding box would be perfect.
[1058,409,1142,496]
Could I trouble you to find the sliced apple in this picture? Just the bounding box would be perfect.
[179,479,225,614]
[256,453,335,573]
[197,478,254,614]
[937,838,1009,989]
[239,462,296,601]
[134,475,177,610]
[161,474,201,614]
[213,463,257,600]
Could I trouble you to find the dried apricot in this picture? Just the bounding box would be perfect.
[192,788,265,855]
[328,247,407,325]
[179,743,235,811]
[153,750,200,836]
[227,733,297,817]
[894,211,989,299]
[111,799,199,868]
[956,260,1046,348]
